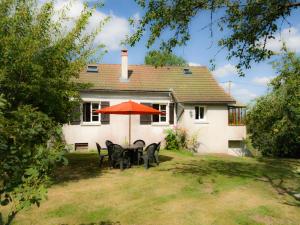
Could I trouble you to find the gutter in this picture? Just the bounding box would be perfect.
[80,88,171,95]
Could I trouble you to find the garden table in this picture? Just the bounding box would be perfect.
[121,144,142,165]
[122,144,140,151]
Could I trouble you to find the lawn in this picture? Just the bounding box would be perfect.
[11,150,300,225]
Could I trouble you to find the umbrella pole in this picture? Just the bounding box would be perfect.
[129,114,131,146]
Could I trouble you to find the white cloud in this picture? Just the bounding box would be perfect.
[265,27,300,53]
[188,62,202,66]
[218,81,257,103]
[252,76,274,86]
[213,64,237,77]
[53,0,131,51]
[232,87,258,103]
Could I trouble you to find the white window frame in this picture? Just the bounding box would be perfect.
[194,105,207,122]
[151,103,169,125]
[81,101,101,125]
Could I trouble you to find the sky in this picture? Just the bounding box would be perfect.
[52,0,300,104]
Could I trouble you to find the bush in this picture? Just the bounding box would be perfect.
[164,128,179,150]
[164,126,199,152]
[0,103,66,224]
[186,132,200,153]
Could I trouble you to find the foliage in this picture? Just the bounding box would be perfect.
[0,100,67,224]
[186,131,200,153]
[164,128,180,150]
[0,0,105,123]
[0,1,105,224]
[164,126,187,150]
[144,50,187,67]
[247,49,300,158]
[164,126,199,152]
[128,0,300,75]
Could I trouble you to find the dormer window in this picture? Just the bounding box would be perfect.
[183,68,192,75]
[87,65,98,73]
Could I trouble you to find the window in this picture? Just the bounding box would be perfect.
[87,65,98,72]
[82,102,100,123]
[183,68,192,75]
[195,106,206,121]
[228,106,246,125]
[228,140,243,149]
[152,104,167,123]
[75,143,88,151]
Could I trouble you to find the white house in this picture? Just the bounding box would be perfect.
[63,50,247,156]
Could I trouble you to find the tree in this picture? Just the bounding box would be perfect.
[247,49,300,158]
[0,0,104,123]
[128,0,300,75]
[144,50,187,67]
[0,1,104,224]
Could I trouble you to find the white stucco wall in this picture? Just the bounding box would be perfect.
[63,91,173,150]
[179,104,246,154]
[63,92,246,155]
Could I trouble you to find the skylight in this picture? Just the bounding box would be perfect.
[183,68,192,75]
[87,65,98,73]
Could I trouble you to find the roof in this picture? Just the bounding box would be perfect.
[77,64,236,103]
[228,101,246,107]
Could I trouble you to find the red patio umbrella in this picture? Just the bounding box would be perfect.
[95,100,164,145]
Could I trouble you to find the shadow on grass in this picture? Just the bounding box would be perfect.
[51,153,108,185]
[61,221,120,225]
[160,156,300,202]
[158,154,173,163]
[51,152,173,185]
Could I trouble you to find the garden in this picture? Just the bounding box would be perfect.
[4,150,300,225]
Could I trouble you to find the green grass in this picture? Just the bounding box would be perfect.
[9,150,300,225]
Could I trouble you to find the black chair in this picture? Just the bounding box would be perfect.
[156,142,161,165]
[133,139,146,147]
[105,140,114,147]
[111,144,131,170]
[133,139,146,165]
[143,143,159,169]
[96,143,109,168]
[105,140,114,169]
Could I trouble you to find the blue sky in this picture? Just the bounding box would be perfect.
[56,0,300,103]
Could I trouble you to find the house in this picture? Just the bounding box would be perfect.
[63,50,247,156]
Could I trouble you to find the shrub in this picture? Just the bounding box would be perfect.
[164,128,179,150]
[186,132,200,153]
[164,126,199,152]
[0,103,67,224]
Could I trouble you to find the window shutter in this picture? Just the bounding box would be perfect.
[101,101,110,124]
[140,103,152,125]
[169,103,174,124]
[70,103,81,125]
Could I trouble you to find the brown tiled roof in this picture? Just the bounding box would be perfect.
[78,64,236,103]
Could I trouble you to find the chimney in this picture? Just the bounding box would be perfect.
[121,49,128,81]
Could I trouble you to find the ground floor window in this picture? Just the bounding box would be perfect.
[195,106,206,121]
[152,104,167,123]
[228,106,246,125]
[228,140,243,149]
[83,102,100,122]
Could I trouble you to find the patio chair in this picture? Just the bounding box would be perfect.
[143,143,159,169]
[133,139,146,165]
[156,142,161,165]
[105,140,114,169]
[111,144,131,170]
[105,140,114,148]
[133,139,146,147]
[96,143,109,168]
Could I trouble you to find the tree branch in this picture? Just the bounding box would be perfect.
[285,2,300,8]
